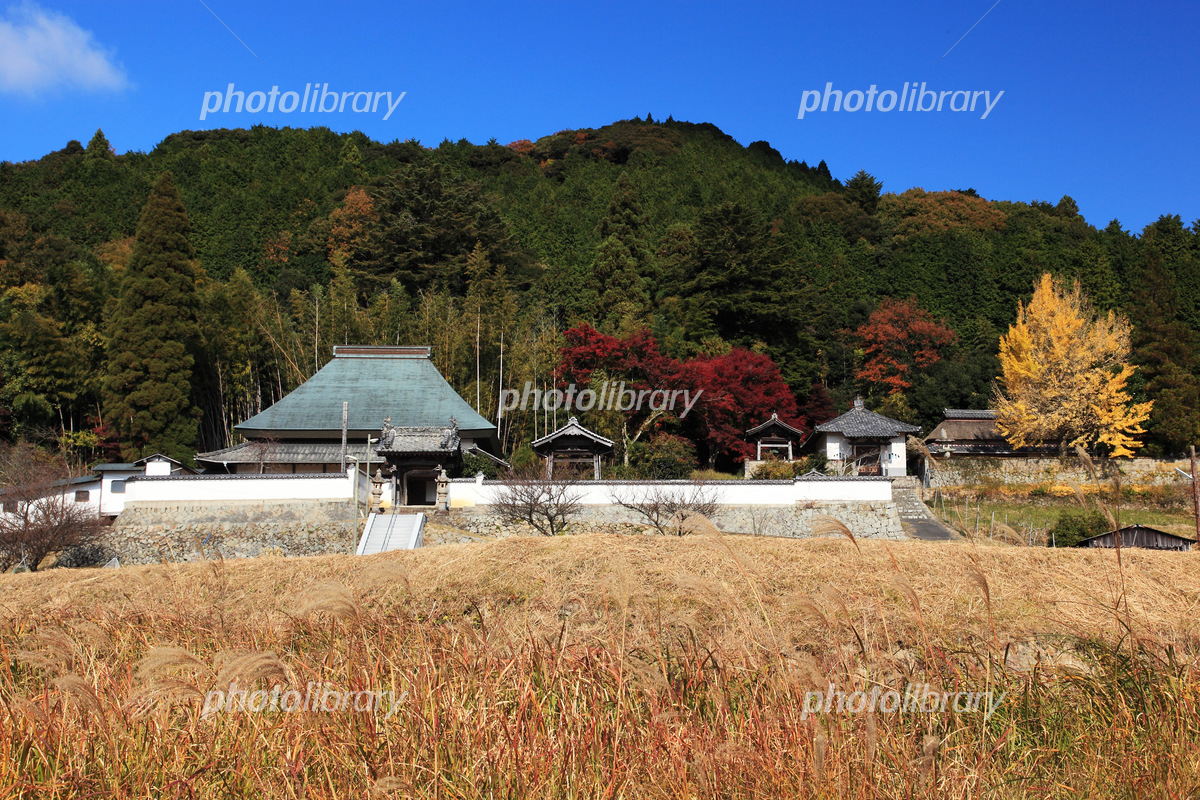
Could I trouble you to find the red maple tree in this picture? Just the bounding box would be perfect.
[558,327,804,467]
[682,349,805,467]
[855,297,957,394]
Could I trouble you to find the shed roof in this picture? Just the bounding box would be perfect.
[1078,524,1196,547]
[235,345,495,440]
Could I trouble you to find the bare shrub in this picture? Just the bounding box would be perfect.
[0,442,102,571]
[746,505,790,536]
[611,481,718,536]
[492,472,583,537]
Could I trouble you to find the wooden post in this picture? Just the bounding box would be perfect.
[1191,445,1199,546]
[593,453,601,481]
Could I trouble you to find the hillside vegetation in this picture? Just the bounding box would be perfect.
[2,119,1198,466]
[2,534,1200,797]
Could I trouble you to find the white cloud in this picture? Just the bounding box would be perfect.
[0,3,128,95]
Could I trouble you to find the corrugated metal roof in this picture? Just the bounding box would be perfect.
[815,406,921,438]
[235,347,496,438]
[1079,524,1195,548]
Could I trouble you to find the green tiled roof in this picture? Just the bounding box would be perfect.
[235,346,496,439]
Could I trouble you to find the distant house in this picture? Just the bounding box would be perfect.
[196,346,502,507]
[925,409,1056,457]
[1078,524,1194,552]
[1,454,193,523]
[814,398,920,477]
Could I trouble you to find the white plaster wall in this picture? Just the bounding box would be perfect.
[884,437,908,477]
[99,472,141,516]
[447,476,892,508]
[71,479,101,516]
[824,433,846,461]
[794,479,891,502]
[125,471,356,504]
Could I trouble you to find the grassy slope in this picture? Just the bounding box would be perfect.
[3,534,1200,797]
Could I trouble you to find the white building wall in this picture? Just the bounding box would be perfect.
[124,471,357,505]
[447,475,891,508]
[884,437,908,477]
[823,433,847,461]
[99,471,142,516]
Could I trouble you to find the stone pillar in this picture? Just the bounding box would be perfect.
[435,466,449,515]
[370,469,383,513]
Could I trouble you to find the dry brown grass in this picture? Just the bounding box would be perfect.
[5,535,1196,649]
[2,534,1200,797]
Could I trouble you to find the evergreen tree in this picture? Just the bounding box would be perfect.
[338,139,368,184]
[591,174,653,330]
[85,128,113,161]
[844,169,883,214]
[103,172,202,461]
[593,236,649,331]
[1129,253,1200,454]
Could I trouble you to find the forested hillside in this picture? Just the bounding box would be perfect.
[1,118,1197,467]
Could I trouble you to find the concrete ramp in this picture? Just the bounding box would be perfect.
[356,513,425,555]
[892,484,955,541]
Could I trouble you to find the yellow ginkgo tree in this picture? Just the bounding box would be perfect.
[995,273,1153,457]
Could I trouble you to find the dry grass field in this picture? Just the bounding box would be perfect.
[3,532,1200,798]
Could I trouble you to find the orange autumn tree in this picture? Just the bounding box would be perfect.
[855,297,957,394]
[996,273,1152,457]
[326,186,377,269]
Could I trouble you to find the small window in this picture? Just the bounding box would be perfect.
[75,490,90,503]
[110,480,125,494]
[2,500,16,513]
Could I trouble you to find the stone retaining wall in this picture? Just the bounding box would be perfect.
[930,456,1194,488]
[448,502,905,541]
[75,500,360,565]
[69,494,906,566]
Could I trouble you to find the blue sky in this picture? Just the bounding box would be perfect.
[1,0,1197,233]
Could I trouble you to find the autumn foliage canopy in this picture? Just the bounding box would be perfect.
[558,325,805,466]
[855,297,957,394]
[995,273,1153,457]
